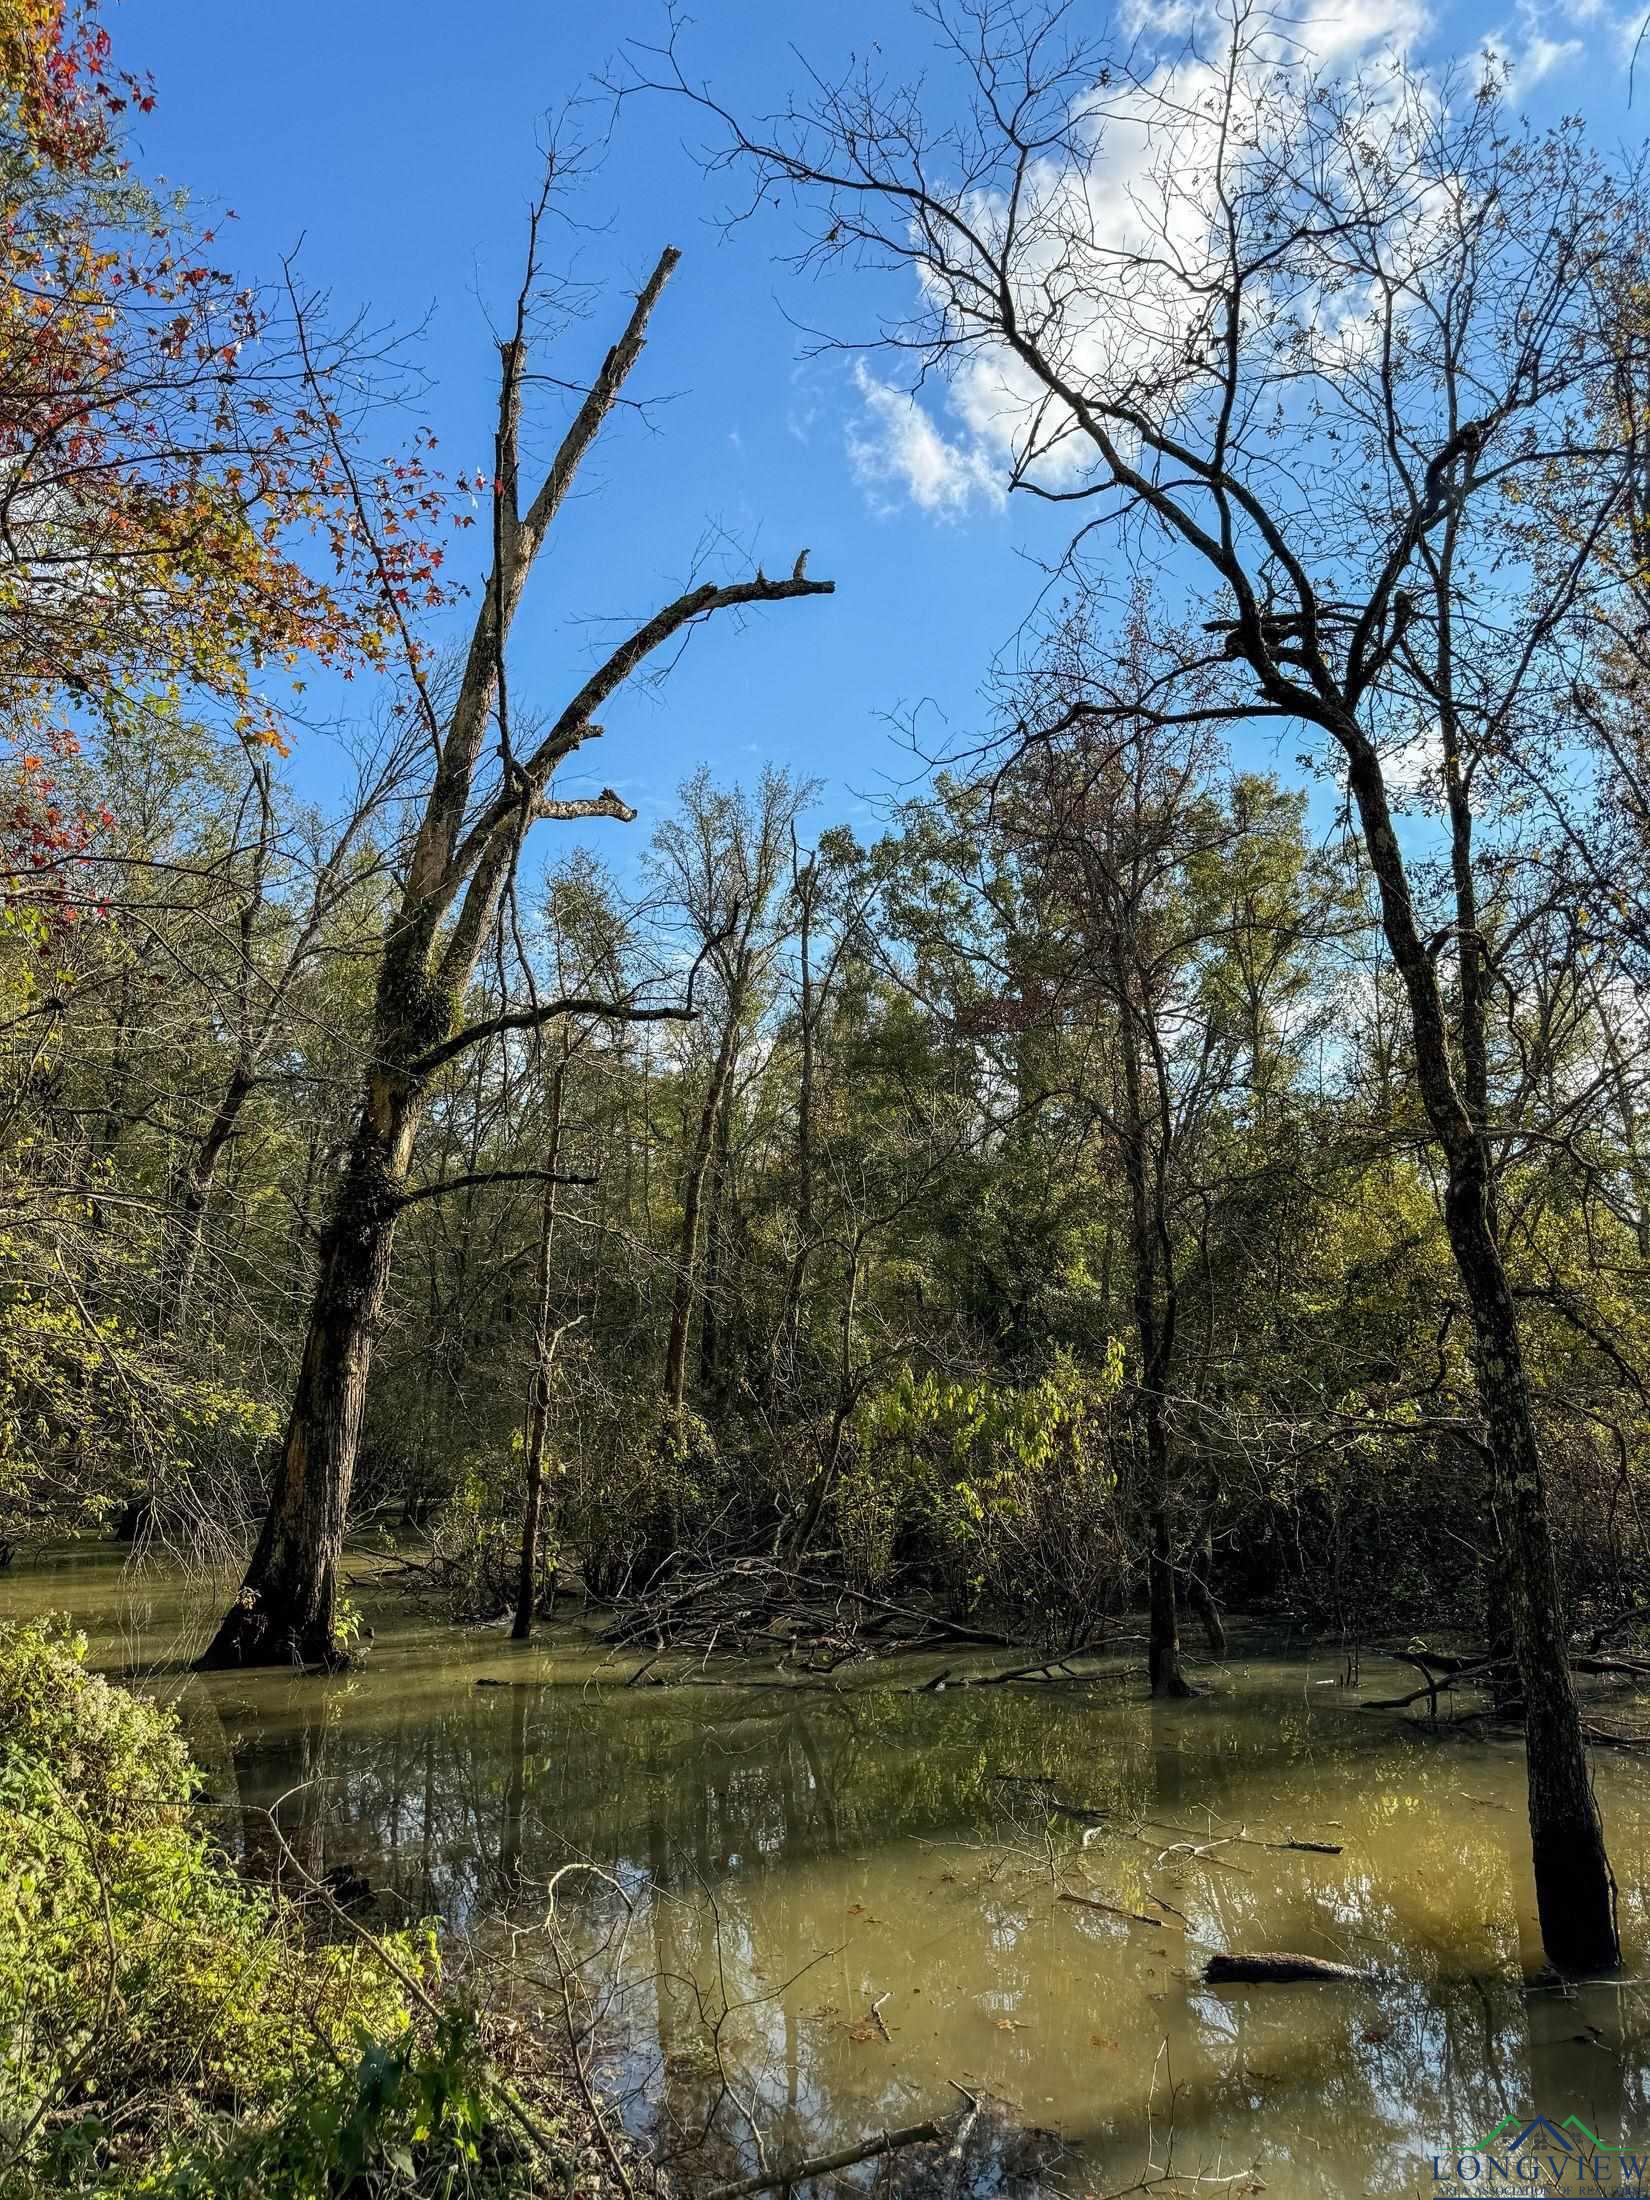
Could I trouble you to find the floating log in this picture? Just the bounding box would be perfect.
[1204,1951,1369,1984]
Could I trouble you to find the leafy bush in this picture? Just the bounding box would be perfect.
[0,1618,553,2197]
[840,1345,1129,1645]
[563,1400,728,1598]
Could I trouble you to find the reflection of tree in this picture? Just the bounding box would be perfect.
[498,1683,530,1898]
[220,1676,341,1889]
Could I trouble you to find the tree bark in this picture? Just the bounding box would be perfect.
[198,1004,425,1669]
[1146,1490,1190,1698]
[773,849,819,1393]
[697,1084,734,1397]
[166,1065,255,1327]
[1113,934,1194,1701]
[513,1052,567,1642]
[664,993,742,1414]
[1188,1531,1228,1660]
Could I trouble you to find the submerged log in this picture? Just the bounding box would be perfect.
[1204,1951,1369,1984]
[703,2116,949,2200]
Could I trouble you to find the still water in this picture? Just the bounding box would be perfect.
[11,1546,1650,2197]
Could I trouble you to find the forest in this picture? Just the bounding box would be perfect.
[4,0,1650,2195]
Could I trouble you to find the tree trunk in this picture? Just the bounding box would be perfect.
[664,997,741,1414]
[773,852,818,1395]
[1188,1530,1228,1660]
[166,1065,255,1327]
[513,1056,567,1643]
[199,1024,424,1669]
[1343,737,1618,1974]
[697,1088,733,1397]
[1445,1169,1619,1973]
[1145,1445,1193,1698]
[1112,938,1193,1701]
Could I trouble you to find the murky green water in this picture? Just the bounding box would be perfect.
[11,1547,1650,2197]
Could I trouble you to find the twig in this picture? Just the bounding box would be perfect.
[1059,1890,1161,1927]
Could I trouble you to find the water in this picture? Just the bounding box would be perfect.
[10,1546,1650,2197]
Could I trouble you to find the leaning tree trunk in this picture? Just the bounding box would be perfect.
[1344,737,1618,1974]
[1187,1525,1228,1660]
[166,1064,255,1329]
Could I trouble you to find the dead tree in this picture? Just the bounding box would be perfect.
[202,187,831,1670]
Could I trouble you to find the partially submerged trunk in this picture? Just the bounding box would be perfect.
[1343,741,1619,1976]
[1188,1529,1228,1659]
[1205,1953,1369,1985]
[1145,1458,1191,1698]
[199,1026,426,1669]
[1114,939,1194,1701]
[1447,1174,1619,1972]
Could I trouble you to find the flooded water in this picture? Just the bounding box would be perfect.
[11,1546,1650,2197]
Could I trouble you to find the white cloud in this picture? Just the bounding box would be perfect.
[1481,0,1584,92]
[840,0,1440,521]
[845,362,1007,519]
[837,0,1610,523]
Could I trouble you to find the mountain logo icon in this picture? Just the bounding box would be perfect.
[1471,2113,1624,2156]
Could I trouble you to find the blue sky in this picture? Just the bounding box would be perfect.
[126,0,1648,864]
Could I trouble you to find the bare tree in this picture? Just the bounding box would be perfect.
[202,180,831,1670]
[644,3,1646,1969]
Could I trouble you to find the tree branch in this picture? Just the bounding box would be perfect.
[393,1168,598,1212]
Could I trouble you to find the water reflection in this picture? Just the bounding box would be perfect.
[11,1547,1650,2196]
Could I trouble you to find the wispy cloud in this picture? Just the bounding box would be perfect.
[845,362,1006,520]
[1481,0,1584,93]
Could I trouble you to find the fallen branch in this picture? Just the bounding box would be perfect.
[1059,1890,1160,1927]
[702,2116,948,2200]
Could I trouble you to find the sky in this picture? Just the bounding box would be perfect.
[124,0,1650,868]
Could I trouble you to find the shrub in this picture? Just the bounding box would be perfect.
[0,1618,550,2197]
[839,1345,1130,1646]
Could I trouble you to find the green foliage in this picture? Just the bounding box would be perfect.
[0,1283,279,1539]
[429,1455,529,1620]
[144,2011,545,2200]
[842,1346,1128,1644]
[0,1618,551,2198]
[566,1399,728,1599]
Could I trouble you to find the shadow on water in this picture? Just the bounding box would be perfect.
[13,1544,1650,2195]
